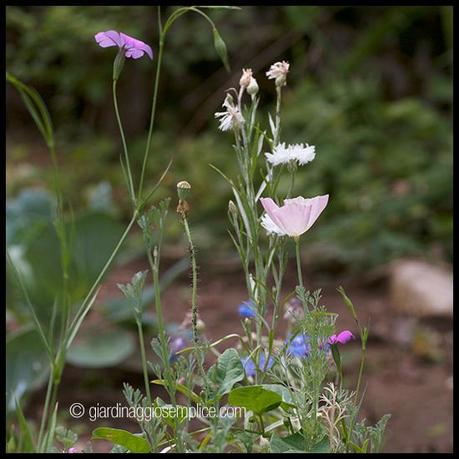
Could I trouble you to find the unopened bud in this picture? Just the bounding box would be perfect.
[177,180,191,201]
[196,319,206,333]
[239,68,253,88]
[247,77,259,96]
[228,200,238,217]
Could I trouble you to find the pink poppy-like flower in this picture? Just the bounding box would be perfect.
[328,330,355,345]
[94,30,153,60]
[260,195,329,238]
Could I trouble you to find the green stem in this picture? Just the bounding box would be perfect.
[182,216,199,347]
[136,319,152,405]
[295,237,308,311]
[113,80,136,204]
[138,32,165,201]
[37,371,53,452]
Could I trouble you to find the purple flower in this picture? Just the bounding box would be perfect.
[286,333,310,357]
[238,300,257,319]
[169,336,187,362]
[95,30,153,60]
[241,353,274,377]
[328,330,355,345]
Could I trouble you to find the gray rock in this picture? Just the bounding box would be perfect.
[390,259,453,318]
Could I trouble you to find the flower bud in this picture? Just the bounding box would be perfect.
[177,180,191,201]
[196,318,206,333]
[239,68,253,88]
[228,200,238,217]
[247,77,259,97]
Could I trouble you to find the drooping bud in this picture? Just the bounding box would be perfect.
[247,77,259,97]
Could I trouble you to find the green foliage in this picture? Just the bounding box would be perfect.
[228,386,282,415]
[66,328,135,368]
[92,427,151,453]
[6,328,49,413]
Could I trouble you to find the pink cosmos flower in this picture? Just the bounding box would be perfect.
[260,195,329,238]
[94,30,153,60]
[328,330,355,345]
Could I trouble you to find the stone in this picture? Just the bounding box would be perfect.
[390,259,453,318]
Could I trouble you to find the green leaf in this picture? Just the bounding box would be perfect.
[270,432,305,453]
[6,72,54,147]
[14,398,35,452]
[310,436,330,453]
[270,433,329,453]
[92,427,151,453]
[6,327,49,413]
[67,328,135,368]
[262,384,296,410]
[215,348,245,397]
[228,385,282,414]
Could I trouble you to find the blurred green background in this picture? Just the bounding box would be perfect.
[6,5,452,271]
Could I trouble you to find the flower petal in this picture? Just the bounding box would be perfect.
[260,198,288,233]
[274,200,312,237]
[95,30,123,48]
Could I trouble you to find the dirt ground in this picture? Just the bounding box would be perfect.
[27,255,453,453]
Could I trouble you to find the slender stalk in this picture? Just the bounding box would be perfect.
[138,29,165,201]
[113,80,136,204]
[355,340,366,402]
[37,372,53,452]
[295,237,308,311]
[182,217,199,347]
[136,319,152,405]
[295,237,304,291]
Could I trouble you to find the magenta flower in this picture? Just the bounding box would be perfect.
[328,330,355,345]
[260,195,329,238]
[94,30,153,60]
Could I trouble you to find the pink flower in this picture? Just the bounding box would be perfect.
[260,195,329,238]
[95,30,153,60]
[328,330,355,345]
[68,447,78,453]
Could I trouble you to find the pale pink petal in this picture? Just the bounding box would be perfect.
[260,198,288,233]
[305,194,329,231]
[274,201,311,237]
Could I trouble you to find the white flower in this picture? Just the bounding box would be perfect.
[265,142,316,167]
[260,213,286,236]
[215,95,244,131]
[266,61,289,86]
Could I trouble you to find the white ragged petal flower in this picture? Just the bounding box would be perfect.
[265,142,315,167]
[266,61,290,86]
[215,95,245,132]
[290,143,316,165]
[261,213,286,236]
